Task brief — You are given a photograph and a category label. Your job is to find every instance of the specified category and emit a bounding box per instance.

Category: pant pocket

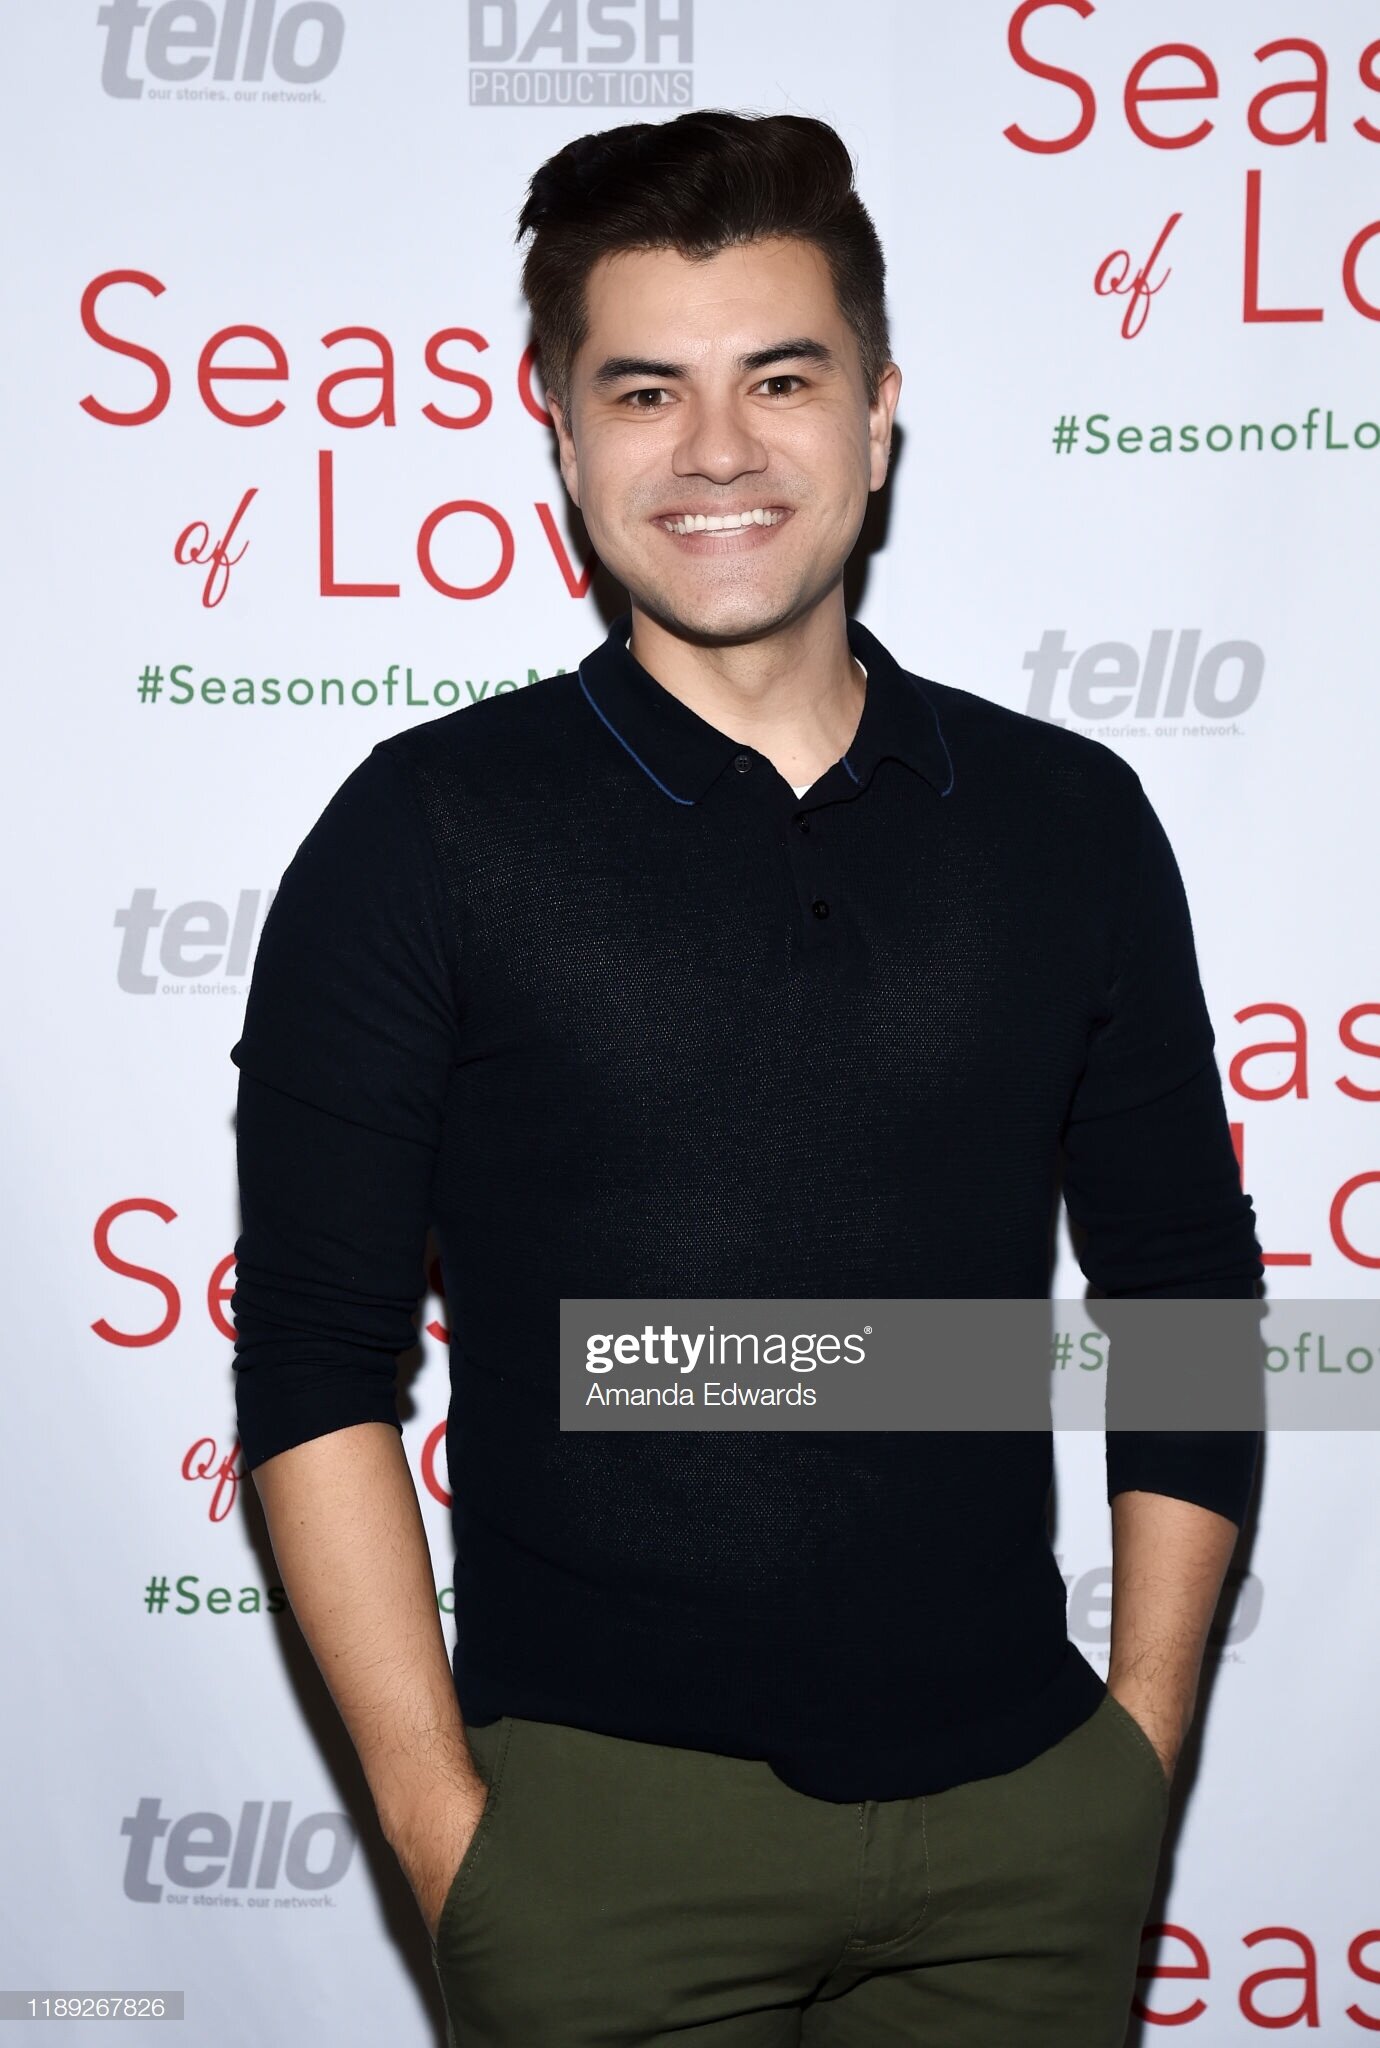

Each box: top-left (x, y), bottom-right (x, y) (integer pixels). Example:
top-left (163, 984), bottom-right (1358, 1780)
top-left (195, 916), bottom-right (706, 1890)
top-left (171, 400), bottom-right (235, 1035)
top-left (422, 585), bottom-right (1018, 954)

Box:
top-left (431, 1715), bottom-right (516, 1956)
top-left (1101, 1691), bottom-right (1172, 1816)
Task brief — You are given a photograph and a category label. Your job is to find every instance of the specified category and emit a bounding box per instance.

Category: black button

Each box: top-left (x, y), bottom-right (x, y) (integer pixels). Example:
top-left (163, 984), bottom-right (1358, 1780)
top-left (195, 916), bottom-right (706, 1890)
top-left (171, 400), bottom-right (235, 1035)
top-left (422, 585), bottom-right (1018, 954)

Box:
top-left (796, 818), bottom-right (811, 833)
top-left (733, 753), bottom-right (753, 773)
top-left (811, 899), bottom-right (830, 919)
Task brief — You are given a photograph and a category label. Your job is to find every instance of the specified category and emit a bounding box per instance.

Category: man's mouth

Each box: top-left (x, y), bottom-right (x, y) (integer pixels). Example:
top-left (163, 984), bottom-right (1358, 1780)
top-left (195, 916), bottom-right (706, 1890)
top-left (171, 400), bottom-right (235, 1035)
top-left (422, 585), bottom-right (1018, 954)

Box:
top-left (654, 506), bottom-right (792, 537)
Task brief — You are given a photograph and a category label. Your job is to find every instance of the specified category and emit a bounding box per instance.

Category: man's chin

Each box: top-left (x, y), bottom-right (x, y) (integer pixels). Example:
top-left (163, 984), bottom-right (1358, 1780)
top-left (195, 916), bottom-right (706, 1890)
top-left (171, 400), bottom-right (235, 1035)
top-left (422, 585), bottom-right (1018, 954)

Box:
top-left (622, 585), bottom-right (792, 649)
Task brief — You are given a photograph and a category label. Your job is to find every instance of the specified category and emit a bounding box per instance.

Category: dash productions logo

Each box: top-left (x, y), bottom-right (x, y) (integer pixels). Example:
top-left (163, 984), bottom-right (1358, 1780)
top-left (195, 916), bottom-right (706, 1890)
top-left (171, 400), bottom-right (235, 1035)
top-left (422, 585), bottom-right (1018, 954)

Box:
top-left (121, 1797), bottom-right (355, 1904)
top-left (1022, 629), bottom-right (1263, 736)
top-left (470, 0), bottom-right (693, 108)
top-left (114, 889), bottom-right (272, 994)
top-left (97, 0), bottom-right (345, 102)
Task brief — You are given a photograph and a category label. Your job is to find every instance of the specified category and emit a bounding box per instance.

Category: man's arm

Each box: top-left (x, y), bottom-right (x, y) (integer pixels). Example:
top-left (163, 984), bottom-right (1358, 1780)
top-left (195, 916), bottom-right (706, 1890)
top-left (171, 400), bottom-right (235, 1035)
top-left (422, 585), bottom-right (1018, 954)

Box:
top-left (1065, 1053), bottom-right (1261, 1789)
top-left (229, 742), bottom-right (477, 1934)
top-left (1106, 1489), bottom-right (1237, 1783)
top-left (1059, 767), bottom-right (1265, 1784)
top-left (250, 1423), bottom-right (484, 1932)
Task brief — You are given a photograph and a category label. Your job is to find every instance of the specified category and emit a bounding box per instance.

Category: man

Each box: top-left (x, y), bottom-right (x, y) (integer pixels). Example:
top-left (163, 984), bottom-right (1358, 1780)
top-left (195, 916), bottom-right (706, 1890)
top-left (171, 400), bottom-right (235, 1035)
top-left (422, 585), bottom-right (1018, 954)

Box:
top-left (231, 108), bottom-right (1263, 2046)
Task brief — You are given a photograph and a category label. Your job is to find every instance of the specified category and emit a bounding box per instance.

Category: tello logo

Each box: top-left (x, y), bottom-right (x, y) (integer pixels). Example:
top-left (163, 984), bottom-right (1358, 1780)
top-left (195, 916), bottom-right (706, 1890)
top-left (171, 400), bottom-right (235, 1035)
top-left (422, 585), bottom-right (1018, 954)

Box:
top-left (97, 1), bottom-right (345, 100)
top-left (114, 889), bottom-right (271, 994)
top-left (469, 0), bottom-right (694, 108)
top-left (120, 1798), bottom-right (355, 1903)
top-left (1023, 629), bottom-right (1263, 730)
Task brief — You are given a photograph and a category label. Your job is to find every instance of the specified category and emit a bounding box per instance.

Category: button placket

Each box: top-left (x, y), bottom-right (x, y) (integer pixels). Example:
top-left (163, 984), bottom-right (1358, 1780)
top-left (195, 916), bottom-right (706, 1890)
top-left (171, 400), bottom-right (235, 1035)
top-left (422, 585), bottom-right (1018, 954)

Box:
top-left (781, 804), bottom-right (844, 954)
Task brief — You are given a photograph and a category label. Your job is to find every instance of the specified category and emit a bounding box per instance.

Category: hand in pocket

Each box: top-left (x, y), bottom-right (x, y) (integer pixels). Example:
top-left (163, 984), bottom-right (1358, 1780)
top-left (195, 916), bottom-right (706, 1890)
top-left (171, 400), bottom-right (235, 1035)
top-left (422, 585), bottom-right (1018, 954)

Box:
top-left (393, 1777), bottom-right (492, 1943)
top-left (1106, 1688), bottom-right (1176, 1793)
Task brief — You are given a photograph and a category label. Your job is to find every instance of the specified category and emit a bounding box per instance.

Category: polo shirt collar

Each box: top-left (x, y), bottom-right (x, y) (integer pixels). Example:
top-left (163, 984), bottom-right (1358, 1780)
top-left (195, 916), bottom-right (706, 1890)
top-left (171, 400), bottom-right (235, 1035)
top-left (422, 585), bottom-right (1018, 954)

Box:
top-left (576, 609), bottom-right (953, 805)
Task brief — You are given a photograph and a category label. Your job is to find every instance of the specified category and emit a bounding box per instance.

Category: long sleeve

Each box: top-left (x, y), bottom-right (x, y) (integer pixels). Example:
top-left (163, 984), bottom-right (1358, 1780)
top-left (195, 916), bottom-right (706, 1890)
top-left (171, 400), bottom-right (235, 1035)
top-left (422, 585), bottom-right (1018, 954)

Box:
top-left (228, 742), bottom-right (462, 1473)
top-left (1058, 770), bottom-right (1264, 1529)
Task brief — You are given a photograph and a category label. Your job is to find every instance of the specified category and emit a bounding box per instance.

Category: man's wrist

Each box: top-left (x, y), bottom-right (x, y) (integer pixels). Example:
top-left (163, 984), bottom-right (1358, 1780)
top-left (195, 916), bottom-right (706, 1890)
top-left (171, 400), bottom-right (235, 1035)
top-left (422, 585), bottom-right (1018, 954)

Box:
top-left (374, 1745), bottom-right (486, 1846)
top-left (1106, 1668), bottom-right (1196, 1776)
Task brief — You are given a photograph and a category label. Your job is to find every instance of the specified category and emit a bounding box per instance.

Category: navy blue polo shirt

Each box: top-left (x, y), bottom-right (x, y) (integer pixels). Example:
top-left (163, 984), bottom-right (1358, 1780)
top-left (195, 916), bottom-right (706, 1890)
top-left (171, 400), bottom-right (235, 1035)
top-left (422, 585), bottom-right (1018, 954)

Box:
top-left (229, 606), bottom-right (1263, 1801)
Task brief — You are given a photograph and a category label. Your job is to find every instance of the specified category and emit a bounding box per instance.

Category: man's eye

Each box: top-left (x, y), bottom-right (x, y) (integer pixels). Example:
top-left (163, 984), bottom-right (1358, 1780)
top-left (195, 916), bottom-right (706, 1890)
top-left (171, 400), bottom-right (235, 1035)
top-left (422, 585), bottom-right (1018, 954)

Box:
top-left (619, 376), bottom-right (805, 410)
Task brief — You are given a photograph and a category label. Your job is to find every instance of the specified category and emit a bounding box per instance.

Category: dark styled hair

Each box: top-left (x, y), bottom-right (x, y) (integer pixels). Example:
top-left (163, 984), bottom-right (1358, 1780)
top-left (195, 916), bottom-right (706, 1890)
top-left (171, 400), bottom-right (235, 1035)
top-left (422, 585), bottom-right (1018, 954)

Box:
top-left (514, 109), bottom-right (891, 417)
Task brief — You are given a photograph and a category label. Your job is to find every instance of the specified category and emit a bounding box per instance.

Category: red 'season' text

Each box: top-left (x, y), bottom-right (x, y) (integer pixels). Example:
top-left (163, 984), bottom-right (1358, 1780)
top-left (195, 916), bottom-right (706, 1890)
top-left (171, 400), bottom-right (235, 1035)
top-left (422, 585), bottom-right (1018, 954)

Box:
top-left (1004, 2), bottom-right (1380, 326)
top-left (77, 269), bottom-right (588, 604)
top-left (1133, 1921), bottom-right (1380, 2031)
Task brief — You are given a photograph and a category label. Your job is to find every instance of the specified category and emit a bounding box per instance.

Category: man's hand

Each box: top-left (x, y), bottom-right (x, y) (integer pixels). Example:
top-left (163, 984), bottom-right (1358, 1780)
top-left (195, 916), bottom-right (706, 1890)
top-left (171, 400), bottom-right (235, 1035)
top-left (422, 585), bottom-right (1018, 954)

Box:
top-left (1106, 1679), bottom-right (1183, 1789)
top-left (246, 1425), bottom-right (496, 1943)
top-left (389, 1772), bottom-right (492, 1943)
top-left (1108, 1487), bottom-right (1243, 1794)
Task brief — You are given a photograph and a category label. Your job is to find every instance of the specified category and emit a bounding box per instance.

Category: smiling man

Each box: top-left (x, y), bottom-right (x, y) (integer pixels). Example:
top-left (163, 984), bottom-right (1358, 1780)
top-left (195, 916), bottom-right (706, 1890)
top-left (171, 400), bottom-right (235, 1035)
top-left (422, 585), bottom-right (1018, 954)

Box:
top-left (550, 231), bottom-right (887, 783)
top-left (230, 109), bottom-right (1264, 2046)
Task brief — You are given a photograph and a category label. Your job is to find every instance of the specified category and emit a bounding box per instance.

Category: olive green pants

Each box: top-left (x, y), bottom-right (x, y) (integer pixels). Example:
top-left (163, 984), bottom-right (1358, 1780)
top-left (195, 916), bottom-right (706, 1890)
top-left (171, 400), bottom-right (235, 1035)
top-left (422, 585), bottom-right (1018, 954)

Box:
top-left (430, 1691), bottom-right (1170, 2046)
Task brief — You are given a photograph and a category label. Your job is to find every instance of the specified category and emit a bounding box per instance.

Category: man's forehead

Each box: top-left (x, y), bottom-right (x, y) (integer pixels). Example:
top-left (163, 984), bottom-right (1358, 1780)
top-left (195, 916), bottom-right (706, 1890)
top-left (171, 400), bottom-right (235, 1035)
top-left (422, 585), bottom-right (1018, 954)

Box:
top-left (588, 237), bottom-right (831, 296)
top-left (579, 244), bottom-right (845, 368)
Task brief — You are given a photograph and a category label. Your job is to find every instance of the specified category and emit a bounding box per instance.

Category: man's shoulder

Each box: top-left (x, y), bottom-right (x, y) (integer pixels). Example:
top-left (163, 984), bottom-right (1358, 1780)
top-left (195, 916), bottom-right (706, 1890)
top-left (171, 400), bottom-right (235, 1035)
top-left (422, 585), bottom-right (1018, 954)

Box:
top-left (361, 656), bottom-right (1145, 825)
top-left (916, 670), bottom-right (1142, 810)
top-left (373, 668), bottom-right (587, 789)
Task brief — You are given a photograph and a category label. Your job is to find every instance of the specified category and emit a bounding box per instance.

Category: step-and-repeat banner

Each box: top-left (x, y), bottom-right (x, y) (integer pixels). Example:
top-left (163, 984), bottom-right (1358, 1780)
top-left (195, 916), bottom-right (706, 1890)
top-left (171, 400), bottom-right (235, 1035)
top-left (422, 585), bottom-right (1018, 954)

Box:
top-left (6, 4), bottom-right (1377, 2041)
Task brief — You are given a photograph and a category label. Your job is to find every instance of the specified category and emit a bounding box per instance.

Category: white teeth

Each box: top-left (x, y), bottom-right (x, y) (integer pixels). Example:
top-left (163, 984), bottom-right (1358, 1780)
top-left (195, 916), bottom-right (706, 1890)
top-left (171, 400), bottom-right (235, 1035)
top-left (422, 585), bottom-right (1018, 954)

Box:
top-left (662, 508), bottom-right (785, 536)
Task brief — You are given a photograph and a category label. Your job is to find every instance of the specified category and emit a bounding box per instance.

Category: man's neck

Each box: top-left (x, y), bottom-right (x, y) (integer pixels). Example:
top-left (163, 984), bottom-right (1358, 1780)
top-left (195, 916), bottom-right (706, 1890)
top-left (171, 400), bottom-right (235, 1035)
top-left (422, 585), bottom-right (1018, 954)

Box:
top-left (624, 605), bottom-right (867, 790)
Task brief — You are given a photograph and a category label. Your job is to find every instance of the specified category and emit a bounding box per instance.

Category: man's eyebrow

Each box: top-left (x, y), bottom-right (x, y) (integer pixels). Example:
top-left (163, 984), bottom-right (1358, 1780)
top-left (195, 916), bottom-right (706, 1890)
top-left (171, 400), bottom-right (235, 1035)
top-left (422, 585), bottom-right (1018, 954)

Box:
top-left (588, 338), bottom-right (839, 390)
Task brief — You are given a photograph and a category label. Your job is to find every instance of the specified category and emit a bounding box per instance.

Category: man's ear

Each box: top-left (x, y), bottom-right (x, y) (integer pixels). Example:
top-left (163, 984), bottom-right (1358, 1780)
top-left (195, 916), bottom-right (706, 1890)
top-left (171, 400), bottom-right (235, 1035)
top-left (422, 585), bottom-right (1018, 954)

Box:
top-left (548, 395), bottom-right (581, 509)
top-left (868, 362), bottom-right (902, 493)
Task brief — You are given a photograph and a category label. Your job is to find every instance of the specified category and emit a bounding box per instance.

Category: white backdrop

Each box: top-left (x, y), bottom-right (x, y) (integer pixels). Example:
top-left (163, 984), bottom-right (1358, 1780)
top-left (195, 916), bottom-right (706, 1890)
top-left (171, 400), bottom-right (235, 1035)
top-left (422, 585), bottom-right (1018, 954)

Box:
top-left (5, 3), bottom-right (1378, 2041)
